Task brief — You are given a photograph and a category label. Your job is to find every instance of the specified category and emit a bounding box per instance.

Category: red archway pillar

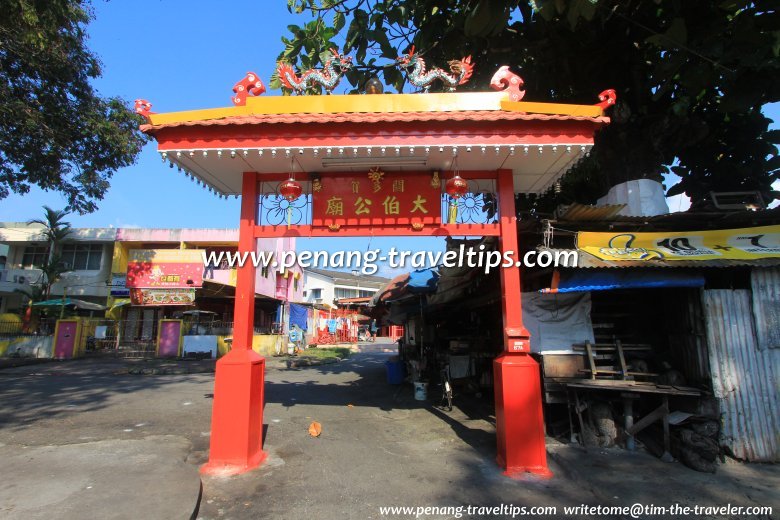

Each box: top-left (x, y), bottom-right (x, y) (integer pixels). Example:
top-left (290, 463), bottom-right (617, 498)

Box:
top-left (493, 169), bottom-right (551, 478)
top-left (201, 171), bottom-right (267, 476)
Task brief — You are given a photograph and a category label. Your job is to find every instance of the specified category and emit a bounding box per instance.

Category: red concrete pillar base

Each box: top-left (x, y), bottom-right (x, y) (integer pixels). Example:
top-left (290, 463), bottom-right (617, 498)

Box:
top-left (494, 353), bottom-right (552, 478)
top-left (200, 348), bottom-right (267, 476)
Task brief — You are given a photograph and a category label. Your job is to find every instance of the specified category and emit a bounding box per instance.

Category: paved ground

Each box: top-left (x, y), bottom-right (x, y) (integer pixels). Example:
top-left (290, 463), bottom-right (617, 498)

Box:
top-left (0, 357), bottom-right (212, 519)
top-left (0, 341), bottom-right (777, 519)
top-left (197, 347), bottom-right (779, 520)
top-left (0, 436), bottom-right (200, 520)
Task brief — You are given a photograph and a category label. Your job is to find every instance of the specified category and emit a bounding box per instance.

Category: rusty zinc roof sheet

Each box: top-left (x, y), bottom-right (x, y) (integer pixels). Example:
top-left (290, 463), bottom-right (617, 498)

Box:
top-left (541, 248), bottom-right (780, 269)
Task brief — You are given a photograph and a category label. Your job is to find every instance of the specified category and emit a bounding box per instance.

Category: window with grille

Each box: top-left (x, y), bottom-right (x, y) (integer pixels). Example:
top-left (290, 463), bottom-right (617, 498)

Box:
top-left (335, 287), bottom-right (358, 299)
top-left (335, 288), bottom-right (375, 299)
top-left (261, 264), bottom-right (270, 277)
top-left (22, 246), bottom-right (48, 268)
top-left (61, 244), bottom-right (103, 271)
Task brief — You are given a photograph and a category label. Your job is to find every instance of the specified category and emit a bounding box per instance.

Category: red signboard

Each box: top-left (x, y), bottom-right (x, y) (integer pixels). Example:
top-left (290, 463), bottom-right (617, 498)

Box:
top-left (126, 249), bottom-right (203, 289)
top-left (312, 170), bottom-right (441, 228)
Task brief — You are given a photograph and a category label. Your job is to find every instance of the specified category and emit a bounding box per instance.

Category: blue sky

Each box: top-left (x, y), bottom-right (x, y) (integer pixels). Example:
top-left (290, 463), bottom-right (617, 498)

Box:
top-left (0, 1), bottom-right (441, 271)
top-left (0, 1), bottom-right (777, 272)
top-left (1, 1), bottom-right (301, 229)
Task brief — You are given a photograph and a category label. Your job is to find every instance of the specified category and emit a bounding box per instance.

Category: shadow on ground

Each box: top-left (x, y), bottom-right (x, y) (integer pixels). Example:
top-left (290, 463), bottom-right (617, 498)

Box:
top-left (0, 358), bottom-right (216, 450)
top-left (2, 351), bottom-right (776, 520)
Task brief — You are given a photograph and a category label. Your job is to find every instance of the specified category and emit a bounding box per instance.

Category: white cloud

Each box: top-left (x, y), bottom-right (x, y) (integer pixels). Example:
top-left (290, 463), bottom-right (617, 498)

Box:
top-left (116, 221), bottom-right (141, 229)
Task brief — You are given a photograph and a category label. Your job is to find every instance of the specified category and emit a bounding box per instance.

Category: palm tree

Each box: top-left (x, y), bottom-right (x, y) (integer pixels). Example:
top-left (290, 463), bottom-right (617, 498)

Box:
top-left (13, 284), bottom-right (45, 303)
top-left (14, 284), bottom-right (45, 331)
top-left (27, 206), bottom-right (73, 264)
top-left (26, 207), bottom-right (72, 299)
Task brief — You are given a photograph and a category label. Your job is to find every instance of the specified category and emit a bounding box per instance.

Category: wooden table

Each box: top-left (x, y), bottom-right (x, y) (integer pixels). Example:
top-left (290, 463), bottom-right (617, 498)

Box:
top-left (565, 379), bottom-right (701, 460)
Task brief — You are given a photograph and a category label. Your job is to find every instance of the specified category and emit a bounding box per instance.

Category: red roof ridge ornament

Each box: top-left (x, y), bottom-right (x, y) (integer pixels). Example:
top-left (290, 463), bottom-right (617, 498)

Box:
top-left (232, 72), bottom-right (266, 106)
top-left (134, 99), bottom-right (154, 121)
top-left (490, 66), bottom-right (525, 102)
top-left (595, 89), bottom-right (617, 111)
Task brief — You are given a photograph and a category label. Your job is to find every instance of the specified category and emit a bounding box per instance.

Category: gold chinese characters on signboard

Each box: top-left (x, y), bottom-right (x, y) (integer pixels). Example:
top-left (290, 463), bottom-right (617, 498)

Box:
top-left (312, 171), bottom-right (440, 228)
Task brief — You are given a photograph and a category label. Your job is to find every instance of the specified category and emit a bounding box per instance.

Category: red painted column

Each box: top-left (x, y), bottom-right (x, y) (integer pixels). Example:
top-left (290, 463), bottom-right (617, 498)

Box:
top-left (493, 168), bottom-right (551, 478)
top-left (201, 172), bottom-right (267, 476)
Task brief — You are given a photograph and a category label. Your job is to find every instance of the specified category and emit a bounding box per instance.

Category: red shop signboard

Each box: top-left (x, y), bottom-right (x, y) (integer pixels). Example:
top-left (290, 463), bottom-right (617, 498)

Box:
top-left (126, 249), bottom-right (203, 289)
top-left (311, 169), bottom-right (442, 229)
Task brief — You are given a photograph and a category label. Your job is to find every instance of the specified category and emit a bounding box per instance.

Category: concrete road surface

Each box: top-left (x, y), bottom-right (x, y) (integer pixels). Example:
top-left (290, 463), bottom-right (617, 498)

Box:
top-left (0, 345), bottom-right (777, 520)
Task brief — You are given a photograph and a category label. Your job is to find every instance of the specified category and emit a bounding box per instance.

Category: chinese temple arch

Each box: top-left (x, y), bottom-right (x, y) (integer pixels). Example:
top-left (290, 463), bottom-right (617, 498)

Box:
top-left (139, 65), bottom-right (612, 478)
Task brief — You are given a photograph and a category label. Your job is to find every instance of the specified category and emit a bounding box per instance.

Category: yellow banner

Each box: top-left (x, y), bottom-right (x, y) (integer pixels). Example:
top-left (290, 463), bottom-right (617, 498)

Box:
top-left (577, 225), bottom-right (780, 261)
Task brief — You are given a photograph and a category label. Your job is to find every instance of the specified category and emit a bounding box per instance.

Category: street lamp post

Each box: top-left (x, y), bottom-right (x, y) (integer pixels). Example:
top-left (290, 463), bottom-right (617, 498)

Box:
top-left (351, 269), bottom-right (360, 298)
top-left (60, 284), bottom-right (67, 319)
top-left (351, 270), bottom-right (361, 342)
top-left (58, 272), bottom-right (76, 319)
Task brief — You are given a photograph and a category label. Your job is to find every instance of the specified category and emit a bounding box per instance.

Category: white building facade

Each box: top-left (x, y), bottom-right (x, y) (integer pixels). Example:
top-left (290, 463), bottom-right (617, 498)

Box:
top-left (302, 267), bottom-right (389, 307)
top-left (0, 223), bottom-right (116, 313)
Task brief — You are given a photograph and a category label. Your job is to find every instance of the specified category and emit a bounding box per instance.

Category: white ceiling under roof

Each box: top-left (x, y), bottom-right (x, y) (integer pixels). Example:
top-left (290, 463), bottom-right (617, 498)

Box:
top-left (162, 143), bottom-right (592, 197)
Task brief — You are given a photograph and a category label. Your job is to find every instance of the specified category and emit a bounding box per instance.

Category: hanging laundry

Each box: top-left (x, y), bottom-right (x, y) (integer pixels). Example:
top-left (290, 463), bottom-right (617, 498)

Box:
top-left (327, 319), bottom-right (338, 333)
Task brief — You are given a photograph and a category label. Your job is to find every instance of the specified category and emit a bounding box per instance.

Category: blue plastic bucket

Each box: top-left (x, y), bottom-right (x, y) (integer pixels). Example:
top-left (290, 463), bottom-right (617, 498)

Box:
top-left (385, 357), bottom-right (405, 385)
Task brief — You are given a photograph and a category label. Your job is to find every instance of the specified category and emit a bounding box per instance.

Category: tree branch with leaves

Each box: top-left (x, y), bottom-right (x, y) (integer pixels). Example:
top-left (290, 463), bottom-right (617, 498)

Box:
top-left (0, 0), bottom-right (150, 214)
top-left (278, 0), bottom-right (779, 208)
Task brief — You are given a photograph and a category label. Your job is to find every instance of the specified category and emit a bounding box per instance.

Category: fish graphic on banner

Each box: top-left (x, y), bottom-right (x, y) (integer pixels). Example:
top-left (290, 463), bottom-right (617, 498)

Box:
top-left (577, 225), bottom-right (780, 261)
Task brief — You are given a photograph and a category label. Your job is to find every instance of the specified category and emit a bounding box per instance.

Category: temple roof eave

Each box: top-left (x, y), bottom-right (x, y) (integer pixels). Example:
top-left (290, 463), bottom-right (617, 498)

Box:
top-left (139, 91), bottom-right (609, 197)
top-left (140, 91), bottom-right (608, 134)
top-left (140, 109), bottom-right (609, 134)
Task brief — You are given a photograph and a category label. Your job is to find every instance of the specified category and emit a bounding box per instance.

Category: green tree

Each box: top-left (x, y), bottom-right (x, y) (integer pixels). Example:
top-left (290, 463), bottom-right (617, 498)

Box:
top-left (13, 284), bottom-right (44, 306)
top-left (0, 0), bottom-right (149, 214)
top-left (27, 205), bottom-right (72, 299)
top-left (27, 206), bottom-right (72, 263)
top-left (14, 257), bottom-right (67, 302)
top-left (278, 0), bottom-right (779, 207)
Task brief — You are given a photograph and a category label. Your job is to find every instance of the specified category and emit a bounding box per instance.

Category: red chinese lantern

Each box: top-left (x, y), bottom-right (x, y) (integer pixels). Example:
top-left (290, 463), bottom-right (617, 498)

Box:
top-left (445, 174), bottom-right (468, 224)
top-left (445, 174), bottom-right (468, 199)
top-left (279, 178), bottom-right (302, 201)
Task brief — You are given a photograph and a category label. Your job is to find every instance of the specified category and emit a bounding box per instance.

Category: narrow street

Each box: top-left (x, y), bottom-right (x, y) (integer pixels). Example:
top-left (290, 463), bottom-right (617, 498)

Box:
top-left (199, 346), bottom-right (587, 519)
top-left (197, 343), bottom-right (779, 519)
top-left (0, 342), bottom-right (777, 519)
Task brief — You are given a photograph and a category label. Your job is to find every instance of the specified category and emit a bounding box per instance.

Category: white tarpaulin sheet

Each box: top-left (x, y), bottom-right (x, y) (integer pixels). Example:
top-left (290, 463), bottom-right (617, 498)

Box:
top-left (182, 335), bottom-right (218, 357)
top-left (521, 292), bottom-right (595, 353)
top-left (596, 179), bottom-right (669, 216)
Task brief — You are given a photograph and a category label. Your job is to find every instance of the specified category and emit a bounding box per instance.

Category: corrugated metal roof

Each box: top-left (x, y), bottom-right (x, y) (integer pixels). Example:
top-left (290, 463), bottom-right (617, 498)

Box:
top-left (539, 248), bottom-right (780, 269)
top-left (305, 267), bottom-right (390, 285)
top-left (141, 110), bottom-right (610, 132)
top-left (751, 267), bottom-right (780, 351)
top-left (337, 297), bottom-right (372, 304)
top-left (552, 207), bottom-right (780, 230)
top-left (703, 289), bottom-right (780, 462)
top-left (370, 273), bottom-right (410, 306)
top-left (556, 202), bottom-right (626, 221)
